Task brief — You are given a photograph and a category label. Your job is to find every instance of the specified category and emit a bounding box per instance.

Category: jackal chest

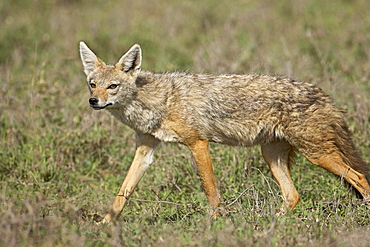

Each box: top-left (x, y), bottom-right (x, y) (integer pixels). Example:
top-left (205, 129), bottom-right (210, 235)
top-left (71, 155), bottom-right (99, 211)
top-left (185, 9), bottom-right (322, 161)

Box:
top-left (107, 107), bottom-right (182, 142)
top-left (151, 127), bottom-right (182, 142)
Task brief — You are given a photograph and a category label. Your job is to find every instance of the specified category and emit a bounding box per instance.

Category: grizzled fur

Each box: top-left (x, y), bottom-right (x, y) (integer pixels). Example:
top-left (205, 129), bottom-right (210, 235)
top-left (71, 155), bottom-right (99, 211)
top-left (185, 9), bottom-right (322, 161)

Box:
top-left (79, 42), bottom-right (370, 224)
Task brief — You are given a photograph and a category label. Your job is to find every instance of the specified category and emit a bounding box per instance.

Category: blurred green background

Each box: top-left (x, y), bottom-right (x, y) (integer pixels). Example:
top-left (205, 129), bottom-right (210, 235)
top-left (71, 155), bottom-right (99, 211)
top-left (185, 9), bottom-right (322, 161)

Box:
top-left (1, 0), bottom-right (369, 246)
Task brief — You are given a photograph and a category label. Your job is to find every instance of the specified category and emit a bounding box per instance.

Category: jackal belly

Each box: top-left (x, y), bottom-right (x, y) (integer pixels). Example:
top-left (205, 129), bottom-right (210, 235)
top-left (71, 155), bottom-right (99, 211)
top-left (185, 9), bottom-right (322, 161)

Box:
top-left (204, 119), bottom-right (285, 147)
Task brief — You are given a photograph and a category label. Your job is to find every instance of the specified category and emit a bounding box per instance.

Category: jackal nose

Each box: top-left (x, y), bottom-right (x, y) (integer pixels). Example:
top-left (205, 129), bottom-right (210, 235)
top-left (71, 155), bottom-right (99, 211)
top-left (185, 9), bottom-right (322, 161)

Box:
top-left (89, 98), bottom-right (98, 105)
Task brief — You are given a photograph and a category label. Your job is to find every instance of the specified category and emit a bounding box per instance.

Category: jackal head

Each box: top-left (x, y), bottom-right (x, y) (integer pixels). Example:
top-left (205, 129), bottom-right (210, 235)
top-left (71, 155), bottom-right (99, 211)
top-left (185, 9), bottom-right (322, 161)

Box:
top-left (79, 42), bottom-right (142, 110)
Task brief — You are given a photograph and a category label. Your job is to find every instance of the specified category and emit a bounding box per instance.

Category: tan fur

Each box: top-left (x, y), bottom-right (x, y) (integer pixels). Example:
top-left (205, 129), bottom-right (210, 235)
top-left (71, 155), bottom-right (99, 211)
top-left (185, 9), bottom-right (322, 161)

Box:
top-left (79, 42), bottom-right (370, 223)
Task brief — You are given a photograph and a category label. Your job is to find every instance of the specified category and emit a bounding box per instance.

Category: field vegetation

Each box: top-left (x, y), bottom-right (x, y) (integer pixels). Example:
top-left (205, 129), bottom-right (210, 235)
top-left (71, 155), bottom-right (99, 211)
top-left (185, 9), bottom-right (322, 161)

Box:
top-left (1, 0), bottom-right (370, 246)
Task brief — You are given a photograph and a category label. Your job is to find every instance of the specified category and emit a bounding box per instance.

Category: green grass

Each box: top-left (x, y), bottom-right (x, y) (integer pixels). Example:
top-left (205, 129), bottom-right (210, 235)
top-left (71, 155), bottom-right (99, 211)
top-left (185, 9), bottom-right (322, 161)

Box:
top-left (1, 0), bottom-right (370, 246)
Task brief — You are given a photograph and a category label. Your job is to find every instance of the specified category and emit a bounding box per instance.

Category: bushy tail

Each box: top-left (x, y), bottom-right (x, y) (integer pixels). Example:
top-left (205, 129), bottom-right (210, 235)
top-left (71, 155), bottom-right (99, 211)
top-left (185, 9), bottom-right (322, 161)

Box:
top-left (334, 120), bottom-right (370, 196)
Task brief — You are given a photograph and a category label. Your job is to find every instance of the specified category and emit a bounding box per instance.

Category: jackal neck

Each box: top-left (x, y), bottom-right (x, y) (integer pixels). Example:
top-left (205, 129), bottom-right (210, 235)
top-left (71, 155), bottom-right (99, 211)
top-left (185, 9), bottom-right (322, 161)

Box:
top-left (105, 71), bottom-right (169, 134)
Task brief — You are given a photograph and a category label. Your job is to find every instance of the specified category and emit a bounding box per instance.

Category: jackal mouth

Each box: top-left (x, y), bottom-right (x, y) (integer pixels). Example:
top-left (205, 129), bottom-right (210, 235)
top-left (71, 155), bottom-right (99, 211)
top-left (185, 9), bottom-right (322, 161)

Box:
top-left (90, 103), bottom-right (113, 110)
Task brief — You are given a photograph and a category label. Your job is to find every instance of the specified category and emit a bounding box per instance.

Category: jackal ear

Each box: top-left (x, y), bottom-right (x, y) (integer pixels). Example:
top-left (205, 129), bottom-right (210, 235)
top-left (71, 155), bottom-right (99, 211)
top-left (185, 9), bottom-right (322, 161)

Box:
top-left (116, 44), bottom-right (142, 74)
top-left (79, 41), bottom-right (105, 75)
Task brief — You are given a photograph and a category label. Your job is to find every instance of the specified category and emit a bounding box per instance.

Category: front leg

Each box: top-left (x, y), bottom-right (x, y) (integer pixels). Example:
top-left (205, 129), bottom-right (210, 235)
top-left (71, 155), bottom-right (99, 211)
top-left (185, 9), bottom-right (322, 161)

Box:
top-left (103, 132), bottom-right (160, 223)
top-left (187, 140), bottom-right (221, 218)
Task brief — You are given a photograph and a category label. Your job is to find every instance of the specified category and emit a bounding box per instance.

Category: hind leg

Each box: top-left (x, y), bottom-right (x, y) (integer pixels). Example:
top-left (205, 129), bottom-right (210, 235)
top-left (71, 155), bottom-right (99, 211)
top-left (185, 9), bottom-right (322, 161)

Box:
top-left (305, 152), bottom-right (370, 202)
top-left (261, 140), bottom-right (299, 214)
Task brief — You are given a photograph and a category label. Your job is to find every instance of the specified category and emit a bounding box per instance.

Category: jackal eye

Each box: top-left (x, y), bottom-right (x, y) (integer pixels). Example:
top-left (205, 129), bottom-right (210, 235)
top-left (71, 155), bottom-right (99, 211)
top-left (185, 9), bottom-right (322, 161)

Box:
top-left (90, 83), bottom-right (96, 88)
top-left (107, 84), bottom-right (118, 89)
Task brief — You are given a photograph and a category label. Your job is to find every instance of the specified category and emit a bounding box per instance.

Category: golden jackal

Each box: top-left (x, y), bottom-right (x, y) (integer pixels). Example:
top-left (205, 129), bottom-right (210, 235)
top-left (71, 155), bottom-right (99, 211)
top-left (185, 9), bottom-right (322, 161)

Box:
top-left (79, 42), bottom-right (370, 223)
